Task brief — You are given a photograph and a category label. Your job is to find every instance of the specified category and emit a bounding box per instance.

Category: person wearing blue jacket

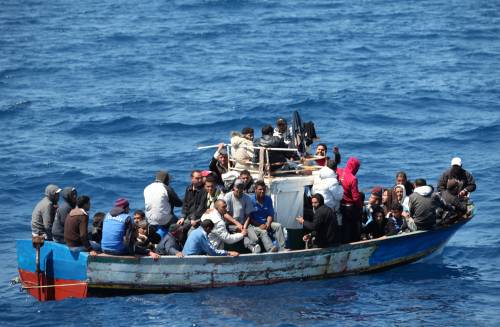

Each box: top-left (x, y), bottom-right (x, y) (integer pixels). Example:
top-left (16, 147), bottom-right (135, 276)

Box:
top-left (183, 219), bottom-right (239, 257)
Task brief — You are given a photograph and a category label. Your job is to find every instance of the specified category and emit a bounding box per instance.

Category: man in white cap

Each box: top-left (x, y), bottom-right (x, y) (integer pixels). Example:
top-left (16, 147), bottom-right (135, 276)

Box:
top-left (438, 157), bottom-right (476, 197)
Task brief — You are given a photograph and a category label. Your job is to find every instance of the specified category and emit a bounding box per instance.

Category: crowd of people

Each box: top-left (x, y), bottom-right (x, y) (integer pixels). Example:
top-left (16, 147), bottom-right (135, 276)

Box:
top-left (30, 117), bottom-right (476, 259)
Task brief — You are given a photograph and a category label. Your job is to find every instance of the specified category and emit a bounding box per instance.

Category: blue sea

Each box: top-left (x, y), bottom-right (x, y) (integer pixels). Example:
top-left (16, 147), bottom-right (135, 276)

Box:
top-left (1, 0), bottom-right (500, 325)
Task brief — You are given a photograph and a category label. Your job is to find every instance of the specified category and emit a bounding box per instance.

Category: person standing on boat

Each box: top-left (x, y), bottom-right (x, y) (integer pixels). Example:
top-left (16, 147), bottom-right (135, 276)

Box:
top-left (178, 170), bottom-right (204, 230)
top-left (31, 184), bottom-right (61, 240)
top-left (144, 170), bottom-right (174, 237)
top-left (250, 180), bottom-right (287, 252)
top-left (52, 186), bottom-right (77, 244)
top-left (408, 179), bottom-right (441, 230)
top-left (312, 160), bottom-right (344, 216)
top-left (437, 157), bottom-right (476, 197)
top-left (337, 157), bottom-right (363, 243)
top-left (209, 143), bottom-right (229, 188)
top-left (183, 219), bottom-right (239, 256)
top-left (395, 171), bottom-right (414, 196)
top-left (296, 193), bottom-right (340, 248)
top-left (224, 179), bottom-right (261, 253)
top-left (254, 124), bottom-right (292, 172)
top-left (231, 127), bottom-right (255, 170)
top-left (101, 198), bottom-right (160, 260)
top-left (63, 195), bottom-right (97, 255)
top-left (273, 117), bottom-right (293, 146)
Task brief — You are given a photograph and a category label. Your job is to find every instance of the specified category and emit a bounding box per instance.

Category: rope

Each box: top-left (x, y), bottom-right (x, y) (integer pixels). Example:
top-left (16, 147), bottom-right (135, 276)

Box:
top-left (21, 281), bottom-right (87, 290)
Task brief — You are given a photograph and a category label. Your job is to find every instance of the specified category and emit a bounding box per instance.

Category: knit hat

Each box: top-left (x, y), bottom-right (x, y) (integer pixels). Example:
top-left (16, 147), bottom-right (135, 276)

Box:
top-left (241, 127), bottom-right (254, 135)
top-left (201, 170), bottom-right (212, 177)
top-left (451, 157), bottom-right (462, 166)
top-left (371, 186), bottom-right (383, 198)
top-left (114, 198), bottom-right (129, 208)
top-left (156, 170), bottom-right (169, 184)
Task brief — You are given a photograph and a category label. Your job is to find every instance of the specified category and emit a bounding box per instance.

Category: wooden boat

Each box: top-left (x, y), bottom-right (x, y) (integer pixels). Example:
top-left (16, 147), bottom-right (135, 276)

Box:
top-left (16, 219), bottom-right (470, 301)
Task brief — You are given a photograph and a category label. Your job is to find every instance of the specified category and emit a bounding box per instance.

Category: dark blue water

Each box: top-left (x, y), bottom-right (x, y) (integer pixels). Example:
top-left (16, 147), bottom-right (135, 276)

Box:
top-left (2, 0), bottom-right (500, 325)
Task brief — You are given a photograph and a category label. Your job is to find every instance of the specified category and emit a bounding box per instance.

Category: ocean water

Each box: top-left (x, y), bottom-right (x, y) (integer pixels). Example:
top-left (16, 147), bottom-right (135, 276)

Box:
top-left (1, 0), bottom-right (500, 325)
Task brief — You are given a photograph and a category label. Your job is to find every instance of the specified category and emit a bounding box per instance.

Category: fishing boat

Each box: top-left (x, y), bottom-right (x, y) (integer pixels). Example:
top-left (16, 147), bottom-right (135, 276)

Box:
top-left (16, 219), bottom-right (470, 301)
top-left (15, 112), bottom-right (473, 301)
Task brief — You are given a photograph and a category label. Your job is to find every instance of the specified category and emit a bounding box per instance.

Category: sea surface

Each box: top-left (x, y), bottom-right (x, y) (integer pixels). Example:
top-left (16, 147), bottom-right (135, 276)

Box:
top-left (1, 0), bottom-right (500, 326)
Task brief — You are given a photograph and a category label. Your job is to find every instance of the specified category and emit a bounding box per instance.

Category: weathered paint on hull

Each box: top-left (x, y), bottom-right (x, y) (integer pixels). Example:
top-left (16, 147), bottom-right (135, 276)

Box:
top-left (16, 220), bottom-right (467, 300)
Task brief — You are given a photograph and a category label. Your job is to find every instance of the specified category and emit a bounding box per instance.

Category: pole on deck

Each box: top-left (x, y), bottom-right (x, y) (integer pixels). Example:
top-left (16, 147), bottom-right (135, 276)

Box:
top-left (32, 235), bottom-right (45, 301)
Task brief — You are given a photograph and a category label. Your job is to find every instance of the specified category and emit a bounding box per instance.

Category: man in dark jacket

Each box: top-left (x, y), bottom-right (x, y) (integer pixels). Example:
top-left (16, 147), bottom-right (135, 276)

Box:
top-left (52, 187), bottom-right (77, 243)
top-left (440, 179), bottom-right (468, 223)
top-left (296, 193), bottom-right (340, 248)
top-left (177, 170), bottom-right (204, 228)
top-left (64, 195), bottom-right (97, 255)
top-left (408, 179), bottom-right (441, 230)
top-left (438, 157), bottom-right (476, 197)
top-left (254, 124), bottom-right (293, 171)
top-left (156, 224), bottom-right (184, 257)
top-left (31, 184), bottom-right (61, 240)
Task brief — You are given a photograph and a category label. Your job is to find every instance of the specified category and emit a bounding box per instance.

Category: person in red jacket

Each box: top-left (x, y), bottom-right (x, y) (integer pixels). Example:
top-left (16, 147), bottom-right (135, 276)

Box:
top-left (337, 157), bottom-right (362, 243)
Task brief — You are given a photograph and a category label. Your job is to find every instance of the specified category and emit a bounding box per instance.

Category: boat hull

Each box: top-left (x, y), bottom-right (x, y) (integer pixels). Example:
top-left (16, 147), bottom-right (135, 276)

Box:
top-left (16, 220), bottom-right (468, 300)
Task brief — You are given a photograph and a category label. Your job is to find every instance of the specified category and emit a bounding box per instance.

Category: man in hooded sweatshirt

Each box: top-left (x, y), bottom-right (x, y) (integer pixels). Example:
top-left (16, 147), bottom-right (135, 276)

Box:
top-left (408, 179), bottom-right (441, 230)
top-left (52, 187), bottom-right (77, 243)
top-left (31, 184), bottom-right (61, 240)
top-left (437, 157), bottom-right (476, 197)
top-left (337, 157), bottom-right (362, 243)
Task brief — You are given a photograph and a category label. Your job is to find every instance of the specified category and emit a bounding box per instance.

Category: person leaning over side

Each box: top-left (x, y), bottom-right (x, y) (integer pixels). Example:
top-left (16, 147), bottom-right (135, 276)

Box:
top-left (64, 195), bottom-right (97, 255)
top-left (182, 219), bottom-right (239, 257)
top-left (31, 184), bottom-right (61, 241)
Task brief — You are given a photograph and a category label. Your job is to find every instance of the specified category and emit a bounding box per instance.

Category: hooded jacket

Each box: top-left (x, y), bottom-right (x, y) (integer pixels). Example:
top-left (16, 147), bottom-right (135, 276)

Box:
top-left (230, 132), bottom-right (254, 169)
top-left (31, 184), bottom-right (60, 239)
top-left (52, 187), bottom-right (76, 243)
top-left (200, 209), bottom-right (244, 250)
top-left (336, 157), bottom-right (362, 206)
top-left (393, 184), bottom-right (410, 212)
top-left (408, 185), bottom-right (441, 230)
top-left (312, 166), bottom-right (344, 211)
top-left (64, 207), bottom-right (91, 250)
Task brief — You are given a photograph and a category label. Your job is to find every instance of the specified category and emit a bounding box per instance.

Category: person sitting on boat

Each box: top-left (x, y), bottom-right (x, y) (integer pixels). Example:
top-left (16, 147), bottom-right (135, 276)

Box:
top-left (200, 199), bottom-right (247, 250)
top-left (385, 203), bottom-right (416, 235)
top-left (177, 170), bottom-right (204, 230)
top-left (393, 184), bottom-right (410, 213)
top-left (101, 198), bottom-right (160, 260)
top-left (408, 179), bottom-right (441, 231)
top-left (381, 188), bottom-right (393, 217)
top-left (231, 127), bottom-right (255, 170)
top-left (90, 211), bottom-right (105, 244)
top-left (254, 124), bottom-right (293, 172)
top-left (183, 219), bottom-right (239, 257)
top-left (337, 157), bottom-right (363, 243)
top-left (312, 160), bottom-right (344, 216)
top-left (362, 205), bottom-right (388, 239)
top-left (296, 193), bottom-right (340, 248)
top-left (273, 117), bottom-right (293, 146)
top-left (437, 157), bottom-right (476, 198)
top-left (224, 179), bottom-right (261, 253)
top-left (133, 209), bottom-right (161, 247)
top-left (438, 179), bottom-right (469, 225)
top-left (144, 170), bottom-right (174, 237)
top-left (52, 186), bottom-right (77, 244)
top-left (239, 170), bottom-right (255, 194)
top-left (395, 171), bottom-right (414, 196)
top-left (156, 224), bottom-right (184, 257)
top-left (31, 184), bottom-right (61, 240)
top-left (64, 195), bottom-right (97, 255)
top-left (362, 186), bottom-right (383, 228)
top-left (209, 143), bottom-right (230, 188)
top-left (249, 180), bottom-right (287, 252)
top-left (191, 176), bottom-right (224, 226)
